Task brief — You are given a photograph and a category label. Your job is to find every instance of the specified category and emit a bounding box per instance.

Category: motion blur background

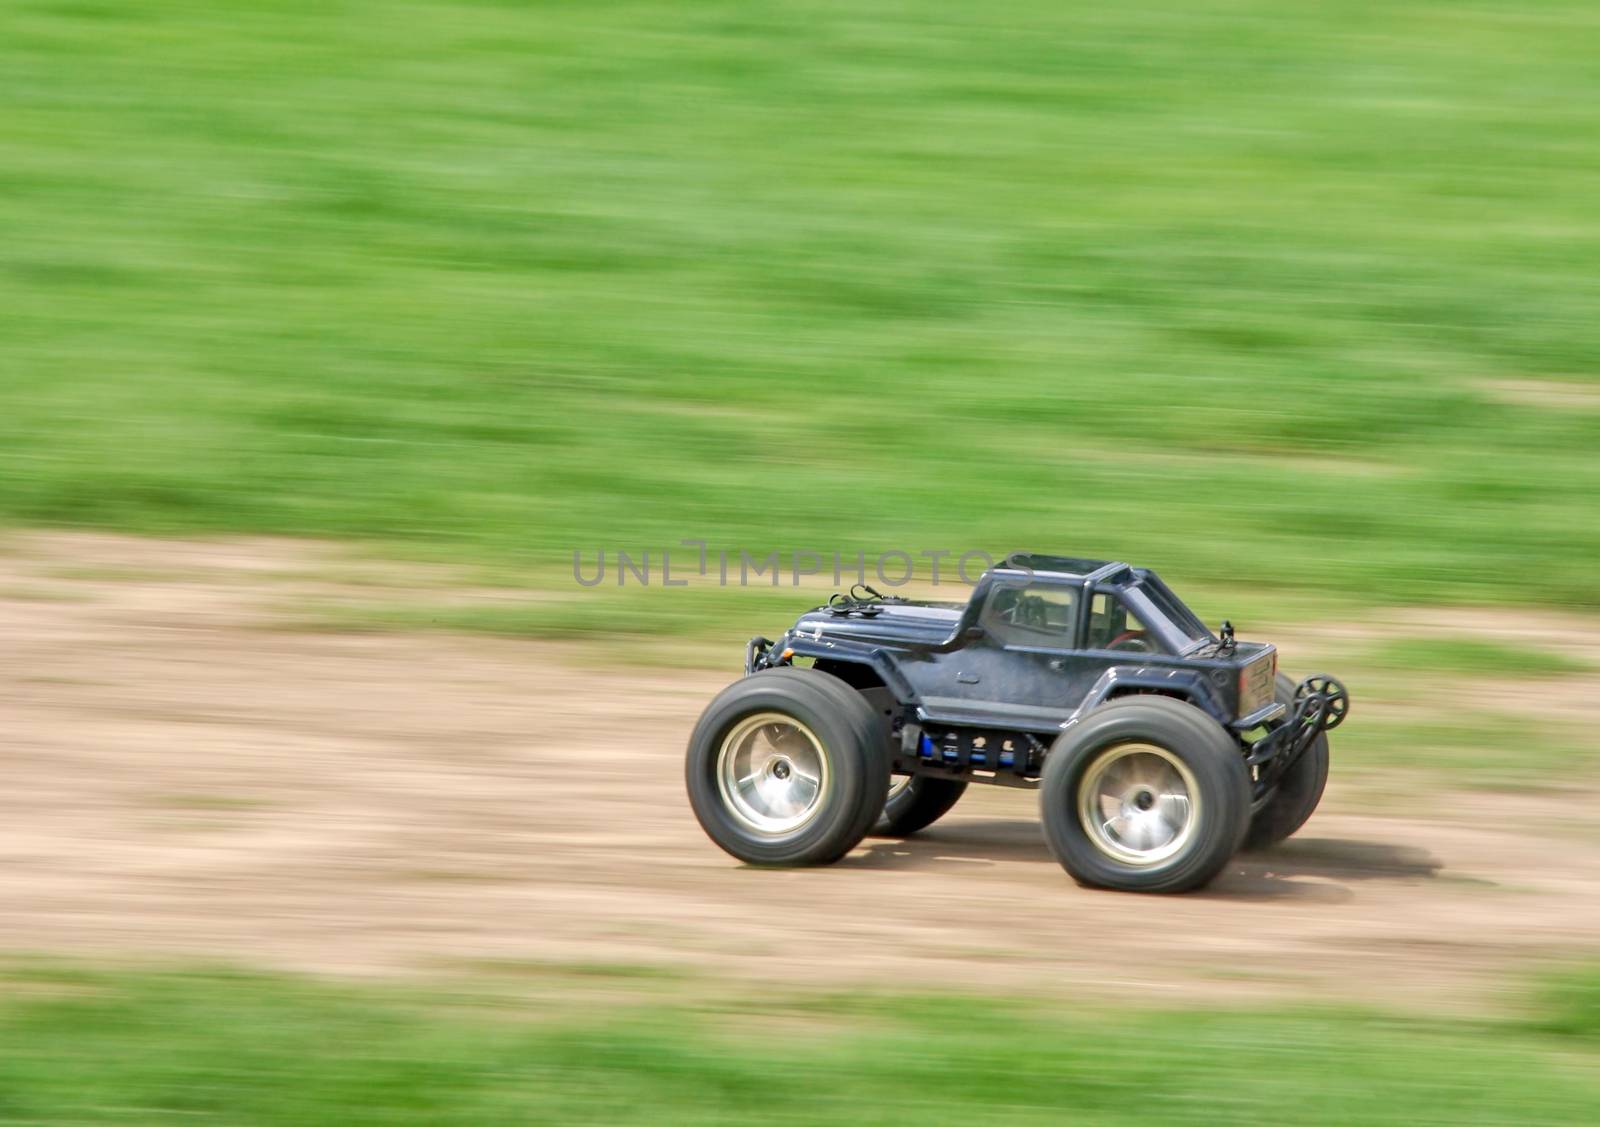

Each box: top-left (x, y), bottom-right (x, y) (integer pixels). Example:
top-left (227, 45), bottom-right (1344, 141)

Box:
top-left (2, 1), bottom-right (1598, 1122)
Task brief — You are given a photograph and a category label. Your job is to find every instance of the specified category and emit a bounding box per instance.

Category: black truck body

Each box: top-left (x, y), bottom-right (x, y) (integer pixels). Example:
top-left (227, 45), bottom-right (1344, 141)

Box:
top-left (746, 554), bottom-right (1339, 802)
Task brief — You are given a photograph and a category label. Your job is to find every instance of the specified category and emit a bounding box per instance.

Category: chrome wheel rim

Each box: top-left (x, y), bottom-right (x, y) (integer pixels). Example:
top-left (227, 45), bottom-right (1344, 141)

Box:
top-left (716, 713), bottom-right (830, 835)
top-left (1077, 743), bottom-right (1199, 866)
top-left (886, 774), bottom-right (915, 803)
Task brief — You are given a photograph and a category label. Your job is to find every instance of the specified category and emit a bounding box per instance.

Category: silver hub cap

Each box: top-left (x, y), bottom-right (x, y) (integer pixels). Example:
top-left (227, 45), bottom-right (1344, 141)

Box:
top-left (1077, 743), bottom-right (1199, 866)
top-left (716, 713), bottom-right (830, 835)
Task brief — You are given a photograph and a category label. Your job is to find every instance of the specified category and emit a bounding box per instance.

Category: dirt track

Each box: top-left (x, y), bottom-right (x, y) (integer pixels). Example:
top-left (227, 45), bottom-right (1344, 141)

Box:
top-left (2, 534), bottom-right (1597, 1010)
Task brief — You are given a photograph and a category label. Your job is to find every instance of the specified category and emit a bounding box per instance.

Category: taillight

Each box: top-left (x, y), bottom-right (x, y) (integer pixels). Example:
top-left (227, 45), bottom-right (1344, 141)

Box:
top-left (1236, 653), bottom-right (1276, 715)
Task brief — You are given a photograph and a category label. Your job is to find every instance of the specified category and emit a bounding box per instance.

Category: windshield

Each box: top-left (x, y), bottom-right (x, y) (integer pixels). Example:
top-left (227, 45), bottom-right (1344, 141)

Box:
top-left (1118, 579), bottom-right (1212, 652)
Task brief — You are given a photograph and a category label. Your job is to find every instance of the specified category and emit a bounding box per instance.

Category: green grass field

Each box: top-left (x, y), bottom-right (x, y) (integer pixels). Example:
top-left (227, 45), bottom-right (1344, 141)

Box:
top-left (5, 8), bottom-right (1599, 1118)
top-left (0, 965), bottom-right (1595, 1124)
top-left (1362, 635), bottom-right (1593, 679)
top-left (5, 0), bottom-right (1600, 612)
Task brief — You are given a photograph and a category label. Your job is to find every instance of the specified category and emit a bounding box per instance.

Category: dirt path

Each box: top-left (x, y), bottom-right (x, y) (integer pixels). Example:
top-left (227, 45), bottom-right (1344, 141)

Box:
top-left (1, 533), bottom-right (1596, 1010)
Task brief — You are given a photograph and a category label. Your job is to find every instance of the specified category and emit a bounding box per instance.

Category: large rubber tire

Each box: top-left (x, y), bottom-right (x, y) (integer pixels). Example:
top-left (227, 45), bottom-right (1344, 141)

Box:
top-left (1040, 696), bottom-right (1250, 893)
top-left (873, 775), bottom-right (968, 837)
top-left (686, 668), bottom-right (889, 866)
top-left (1242, 673), bottom-right (1330, 851)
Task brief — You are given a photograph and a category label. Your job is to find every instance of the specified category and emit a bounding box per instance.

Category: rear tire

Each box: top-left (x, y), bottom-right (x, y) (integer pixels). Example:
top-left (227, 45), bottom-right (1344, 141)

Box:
top-left (1040, 696), bottom-right (1249, 893)
top-left (1242, 674), bottom-right (1330, 850)
top-left (686, 668), bottom-right (889, 866)
top-left (873, 775), bottom-right (967, 837)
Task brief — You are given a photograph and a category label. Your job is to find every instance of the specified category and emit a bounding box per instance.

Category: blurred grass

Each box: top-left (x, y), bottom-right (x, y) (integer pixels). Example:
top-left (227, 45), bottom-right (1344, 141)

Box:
top-left (3, 1), bottom-right (1600, 615)
top-left (313, 581), bottom-right (840, 642)
top-left (0, 966), bottom-right (1597, 1124)
top-left (1361, 636), bottom-right (1593, 678)
top-left (1536, 965), bottom-right (1600, 1043)
top-left (1335, 709), bottom-right (1597, 789)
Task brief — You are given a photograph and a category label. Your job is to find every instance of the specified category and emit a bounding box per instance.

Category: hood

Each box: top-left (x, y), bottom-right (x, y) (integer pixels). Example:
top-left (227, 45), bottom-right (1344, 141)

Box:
top-left (791, 600), bottom-right (965, 647)
top-left (1189, 638), bottom-right (1274, 665)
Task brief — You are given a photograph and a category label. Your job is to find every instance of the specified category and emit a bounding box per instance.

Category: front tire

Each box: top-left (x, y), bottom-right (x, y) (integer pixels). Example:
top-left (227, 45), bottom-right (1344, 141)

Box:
top-left (1040, 696), bottom-right (1249, 893)
top-left (686, 668), bottom-right (889, 866)
top-left (1242, 674), bottom-right (1330, 850)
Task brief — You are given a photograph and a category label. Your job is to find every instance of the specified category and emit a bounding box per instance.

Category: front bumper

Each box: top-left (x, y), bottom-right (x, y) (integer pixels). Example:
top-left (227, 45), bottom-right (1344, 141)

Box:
top-left (1244, 674), bottom-right (1350, 791)
top-left (1235, 700), bottom-right (1287, 730)
top-left (745, 635), bottom-right (776, 674)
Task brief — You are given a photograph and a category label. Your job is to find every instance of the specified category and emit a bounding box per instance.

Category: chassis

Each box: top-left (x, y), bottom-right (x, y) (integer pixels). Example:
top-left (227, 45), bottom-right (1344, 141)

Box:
top-left (686, 554), bottom-right (1349, 893)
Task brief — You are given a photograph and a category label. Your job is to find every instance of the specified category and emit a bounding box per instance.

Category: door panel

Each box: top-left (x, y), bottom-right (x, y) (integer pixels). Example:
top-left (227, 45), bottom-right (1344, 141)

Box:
top-left (911, 579), bottom-right (1099, 727)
